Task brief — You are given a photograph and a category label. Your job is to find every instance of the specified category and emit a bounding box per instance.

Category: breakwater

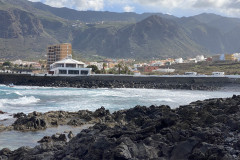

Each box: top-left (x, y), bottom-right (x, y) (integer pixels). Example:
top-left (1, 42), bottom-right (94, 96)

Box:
top-left (0, 73), bottom-right (239, 90)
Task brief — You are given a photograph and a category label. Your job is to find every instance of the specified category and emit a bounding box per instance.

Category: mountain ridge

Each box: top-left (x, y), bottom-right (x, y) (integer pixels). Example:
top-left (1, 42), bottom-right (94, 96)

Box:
top-left (1, 0), bottom-right (240, 60)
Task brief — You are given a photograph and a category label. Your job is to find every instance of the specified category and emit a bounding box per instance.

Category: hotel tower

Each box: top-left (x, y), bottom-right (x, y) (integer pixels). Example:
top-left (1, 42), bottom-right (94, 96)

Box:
top-left (47, 43), bottom-right (72, 70)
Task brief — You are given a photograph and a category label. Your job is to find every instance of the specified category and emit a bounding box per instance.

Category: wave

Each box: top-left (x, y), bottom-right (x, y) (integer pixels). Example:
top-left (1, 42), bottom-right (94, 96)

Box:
top-left (0, 96), bottom-right (40, 106)
top-left (13, 91), bottom-right (23, 96)
top-left (0, 114), bottom-right (12, 121)
top-left (158, 98), bottom-right (174, 102)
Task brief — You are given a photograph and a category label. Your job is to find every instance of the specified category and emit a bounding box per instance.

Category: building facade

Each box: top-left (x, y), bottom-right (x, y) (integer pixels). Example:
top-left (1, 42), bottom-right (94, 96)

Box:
top-left (143, 66), bottom-right (159, 72)
top-left (47, 43), bottom-right (72, 70)
top-left (49, 55), bottom-right (91, 76)
top-left (224, 54), bottom-right (235, 61)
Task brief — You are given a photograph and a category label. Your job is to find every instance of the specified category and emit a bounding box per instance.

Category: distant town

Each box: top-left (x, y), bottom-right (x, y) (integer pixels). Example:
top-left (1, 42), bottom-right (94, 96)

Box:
top-left (1, 43), bottom-right (240, 76)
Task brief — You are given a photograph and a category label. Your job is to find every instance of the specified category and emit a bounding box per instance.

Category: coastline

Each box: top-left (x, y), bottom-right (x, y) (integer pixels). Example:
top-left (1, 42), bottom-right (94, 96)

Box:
top-left (0, 95), bottom-right (240, 159)
top-left (1, 73), bottom-right (240, 90)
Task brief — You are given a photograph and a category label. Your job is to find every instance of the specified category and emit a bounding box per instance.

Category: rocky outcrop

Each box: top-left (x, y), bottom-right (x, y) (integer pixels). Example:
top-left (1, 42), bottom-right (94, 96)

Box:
top-left (0, 110), bottom-right (5, 114)
top-left (38, 133), bottom-right (67, 143)
top-left (12, 108), bottom-right (112, 131)
top-left (1, 95), bottom-right (240, 159)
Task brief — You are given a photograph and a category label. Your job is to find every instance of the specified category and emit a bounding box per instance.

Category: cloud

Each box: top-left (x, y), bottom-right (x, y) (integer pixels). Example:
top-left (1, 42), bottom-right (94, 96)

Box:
top-left (27, 0), bottom-right (240, 17)
top-left (133, 0), bottom-right (193, 9)
top-left (28, 0), bottom-right (39, 1)
top-left (193, 0), bottom-right (230, 8)
top-left (123, 5), bottom-right (135, 12)
top-left (44, 0), bottom-right (67, 8)
top-left (71, 0), bottom-right (104, 11)
top-left (132, 0), bottom-right (240, 16)
top-left (192, 0), bottom-right (240, 16)
top-left (29, 0), bottom-right (104, 11)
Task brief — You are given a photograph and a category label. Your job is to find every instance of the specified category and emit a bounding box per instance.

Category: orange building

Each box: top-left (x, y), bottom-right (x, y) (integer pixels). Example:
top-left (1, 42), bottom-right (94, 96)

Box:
top-left (47, 43), bottom-right (72, 70)
top-left (224, 54), bottom-right (235, 61)
top-left (143, 66), bottom-right (159, 72)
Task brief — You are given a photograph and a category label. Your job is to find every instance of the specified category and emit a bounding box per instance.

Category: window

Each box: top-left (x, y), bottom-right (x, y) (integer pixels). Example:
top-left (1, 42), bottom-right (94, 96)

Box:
top-left (81, 70), bottom-right (89, 75)
top-left (68, 70), bottom-right (79, 74)
top-left (66, 64), bottom-right (76, 68)
top-left (78, 64), bottom-right (84, 68)
top-left (59, 70), bottom-right (67, 74)
top-left (56, 64), bottom-right (64, 67)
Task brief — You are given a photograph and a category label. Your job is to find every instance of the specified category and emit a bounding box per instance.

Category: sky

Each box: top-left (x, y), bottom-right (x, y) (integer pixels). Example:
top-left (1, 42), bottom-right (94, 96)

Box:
top-left (28, 0), bottom-right (240, 18)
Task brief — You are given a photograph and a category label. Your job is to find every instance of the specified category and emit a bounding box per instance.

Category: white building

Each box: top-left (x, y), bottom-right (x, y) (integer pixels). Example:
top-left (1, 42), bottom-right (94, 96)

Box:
top-left (175, 58), bottom-right (183, 64)
top-left (212, 72), bottom-right (225, 76)
top-left (153, 68), bottom-right (175, 73)
top-left (89, 62), bottom-right (103, 70)
top-left (151, 61), bottom-right (164, 66)
top-left (233, 53), bottom-right (240, 61)
top-left (196, 55), bottom-right (205, 62)
top-left (49, 55), bottom-right (91, 76)
top-left (12, 59), bottom-right (24, 65)
top-left (184, 72), bottom-right (197, 76)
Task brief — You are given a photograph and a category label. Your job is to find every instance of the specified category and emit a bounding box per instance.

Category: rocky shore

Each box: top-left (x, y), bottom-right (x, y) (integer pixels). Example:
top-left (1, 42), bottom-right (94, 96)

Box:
top-left (0, 73), bottom-right (235, 90)
top-left (1, 95), bottom-right (240, 159)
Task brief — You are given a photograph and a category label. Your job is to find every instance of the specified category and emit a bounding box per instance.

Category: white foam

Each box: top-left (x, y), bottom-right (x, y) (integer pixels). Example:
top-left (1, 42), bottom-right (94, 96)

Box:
top-left (0, 114), bottom-right (12, 121)
top-left (159, 98), bottom-right (174, 102)
top-left (0, 96), bottom-right (40, 106)
top-left (14, 91), bottom-right (23, 96)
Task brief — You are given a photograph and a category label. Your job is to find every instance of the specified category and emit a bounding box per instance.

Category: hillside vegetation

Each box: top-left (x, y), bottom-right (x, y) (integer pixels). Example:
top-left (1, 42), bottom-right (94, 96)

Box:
top-left (0, 0), bottom-right (240, 60)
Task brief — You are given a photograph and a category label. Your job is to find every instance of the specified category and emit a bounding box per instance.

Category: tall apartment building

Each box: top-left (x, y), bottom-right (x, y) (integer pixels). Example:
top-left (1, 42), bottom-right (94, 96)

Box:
top-left (224, 54), bottom-right (235, 61)
top-left (47, 43), bottom-right (72, 70)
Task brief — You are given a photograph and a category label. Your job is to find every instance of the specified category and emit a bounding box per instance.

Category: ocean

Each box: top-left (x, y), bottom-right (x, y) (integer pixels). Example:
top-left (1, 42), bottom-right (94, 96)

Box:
top-left (1, 84), bottom-right (240, 118)
top-left (0, 84), bottom-right (239, 150)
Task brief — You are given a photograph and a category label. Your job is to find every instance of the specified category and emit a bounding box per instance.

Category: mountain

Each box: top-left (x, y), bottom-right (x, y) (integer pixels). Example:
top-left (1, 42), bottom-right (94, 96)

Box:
top-left (193, 13), bottom-right (240, 34)
top-left (4, 0), bottom-right (177, 23)
top-left (191, 13), bottom-right (240, 53)
top-left (0, 0), bottom-right (72, 59)
top-left (72, 16), bottom-right (207, 59)
top-left (30, 2), bottom-right (177, 22)
top-left (0, 0), bottom-right (240, 60)
top-left (0, 5), bottom-right (59, 59)
top-left (177, 17), bottom-right (225, 53)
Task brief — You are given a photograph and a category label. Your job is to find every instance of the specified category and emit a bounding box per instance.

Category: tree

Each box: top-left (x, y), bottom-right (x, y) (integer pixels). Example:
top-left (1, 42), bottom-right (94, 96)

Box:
top-left (117, 63), bottom-right (122, 74)
top-left (102, 63), bottom-right (107, 74)
top-left (14, 64), bottom-right (18, 69)
top-left (87, 65), bottom-right (99, 73)
top-left (108, 68), bottom-right (117, 74)
top-left (123, 66), bottom-right (130, 74)
top-left (3, 61), bottom-right (11, 67)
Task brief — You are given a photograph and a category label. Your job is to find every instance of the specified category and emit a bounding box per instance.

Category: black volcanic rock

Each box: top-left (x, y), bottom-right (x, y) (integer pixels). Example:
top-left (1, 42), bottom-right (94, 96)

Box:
top-left (0, 110), bottom-right (5, 114)
top-left (12, 108), bottom-right (112, 131)
top-left (2, 96), bottom-right (240, 159)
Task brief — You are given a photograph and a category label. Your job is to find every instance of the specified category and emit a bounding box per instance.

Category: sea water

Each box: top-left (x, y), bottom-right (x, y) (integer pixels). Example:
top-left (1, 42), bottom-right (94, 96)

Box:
top-left (0, 84), bottom-right (239, 150)
top-left (1, 84), bottom-right (240, 117)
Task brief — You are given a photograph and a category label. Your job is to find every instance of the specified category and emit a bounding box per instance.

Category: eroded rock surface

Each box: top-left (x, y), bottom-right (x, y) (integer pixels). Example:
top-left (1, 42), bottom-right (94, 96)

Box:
top-left (1, 95), bottom-right (240, 159)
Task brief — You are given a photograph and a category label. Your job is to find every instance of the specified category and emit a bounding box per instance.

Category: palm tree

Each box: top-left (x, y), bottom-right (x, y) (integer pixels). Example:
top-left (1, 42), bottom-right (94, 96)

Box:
top-left (117, 63), bottom-right (122, 74)
top-left (102, 63), bottom-right (107, 74)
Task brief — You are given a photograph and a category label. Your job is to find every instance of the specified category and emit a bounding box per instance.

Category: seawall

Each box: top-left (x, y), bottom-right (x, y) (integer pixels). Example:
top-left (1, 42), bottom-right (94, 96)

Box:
top-left (0, 73), bottom-right (239, 90)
